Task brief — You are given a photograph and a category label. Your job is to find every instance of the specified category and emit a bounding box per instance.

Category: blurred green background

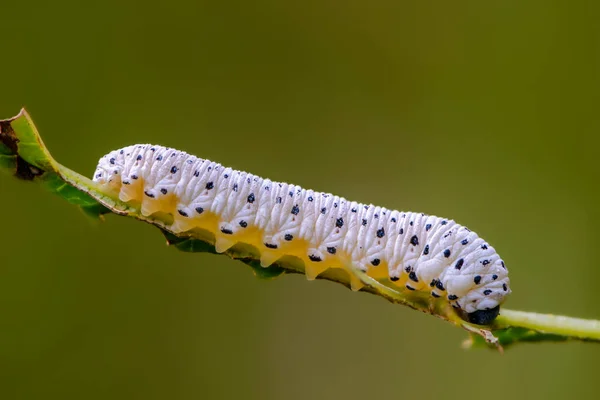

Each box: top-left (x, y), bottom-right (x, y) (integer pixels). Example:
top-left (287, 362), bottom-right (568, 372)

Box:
top-left (1, 1), bottom-right (599, 399)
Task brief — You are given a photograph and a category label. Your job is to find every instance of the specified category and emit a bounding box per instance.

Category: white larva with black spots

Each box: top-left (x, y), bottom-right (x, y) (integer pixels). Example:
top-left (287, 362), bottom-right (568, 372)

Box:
top-left (93, 144), bottom-right (511, 325)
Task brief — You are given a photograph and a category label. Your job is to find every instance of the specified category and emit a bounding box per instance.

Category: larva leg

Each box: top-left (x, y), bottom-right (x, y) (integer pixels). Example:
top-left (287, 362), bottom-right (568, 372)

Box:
top-left (345, 263), bottom-right (404, 297)
top-left (260, 250), bottom-right (281, 268)
top-left (304, 248), bottom-right (330, 280)
top-left (119, 177), bottom-right (143, 203)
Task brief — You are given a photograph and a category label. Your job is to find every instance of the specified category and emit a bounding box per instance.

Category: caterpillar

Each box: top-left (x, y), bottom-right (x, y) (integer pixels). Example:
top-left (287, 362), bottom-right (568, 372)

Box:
top-left (93, 144), bottom-right (511, 325)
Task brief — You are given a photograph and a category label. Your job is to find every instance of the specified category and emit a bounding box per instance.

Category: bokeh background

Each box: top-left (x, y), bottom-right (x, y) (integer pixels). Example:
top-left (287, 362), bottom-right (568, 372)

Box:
top-left (1, 1), bottom-right (599, 399)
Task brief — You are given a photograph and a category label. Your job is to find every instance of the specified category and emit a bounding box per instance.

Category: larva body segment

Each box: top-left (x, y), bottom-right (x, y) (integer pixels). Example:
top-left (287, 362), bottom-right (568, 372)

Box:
top-left (93, 144), bottom-right (511, 325)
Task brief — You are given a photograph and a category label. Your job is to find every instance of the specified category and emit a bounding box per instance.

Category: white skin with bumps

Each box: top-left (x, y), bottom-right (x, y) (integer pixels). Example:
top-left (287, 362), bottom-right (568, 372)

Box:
top-left (93, 144), bottom-right (511, 319)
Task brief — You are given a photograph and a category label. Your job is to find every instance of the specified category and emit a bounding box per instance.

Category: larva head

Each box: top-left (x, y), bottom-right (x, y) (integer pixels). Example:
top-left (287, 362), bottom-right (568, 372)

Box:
top-left (456, 257), bottom-right (511, 325)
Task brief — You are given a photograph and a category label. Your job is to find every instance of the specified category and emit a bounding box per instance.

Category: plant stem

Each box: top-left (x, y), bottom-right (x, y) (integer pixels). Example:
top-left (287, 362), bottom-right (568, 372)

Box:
top-left (496, 309), bottom-right (600, 340)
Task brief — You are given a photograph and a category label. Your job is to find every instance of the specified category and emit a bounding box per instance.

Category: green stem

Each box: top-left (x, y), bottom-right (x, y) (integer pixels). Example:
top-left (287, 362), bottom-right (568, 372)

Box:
top-left (496, 309), bottom-right (600, 341)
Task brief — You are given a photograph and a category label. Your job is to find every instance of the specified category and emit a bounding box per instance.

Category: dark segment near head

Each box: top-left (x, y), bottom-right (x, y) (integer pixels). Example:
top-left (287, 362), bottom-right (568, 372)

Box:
top-left (467, 305), bottom-right (500, 325)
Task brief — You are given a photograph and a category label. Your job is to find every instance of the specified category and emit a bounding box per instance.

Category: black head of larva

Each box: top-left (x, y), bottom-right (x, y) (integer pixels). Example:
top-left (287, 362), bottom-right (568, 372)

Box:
top-left (466, 305), bottom-right (501, 325)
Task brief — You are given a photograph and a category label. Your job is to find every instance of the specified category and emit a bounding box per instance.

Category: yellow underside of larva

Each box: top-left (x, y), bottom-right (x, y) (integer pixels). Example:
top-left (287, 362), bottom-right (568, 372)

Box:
top-left (104, 177), bottom-right (412, 293)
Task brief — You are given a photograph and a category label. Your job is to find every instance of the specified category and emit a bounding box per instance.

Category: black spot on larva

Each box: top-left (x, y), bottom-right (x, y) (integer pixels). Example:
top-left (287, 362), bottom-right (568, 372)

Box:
top-left (410, 235), bottom-right (419, 246)
top-left (483, 289), bottom-right (492, 296)
top-left (96, 173), bottom-right (102, 178)
top-left (321, 207), bottom-right (327, 214)
top-left (247, 193), bottom-right (255, 203)
top-left (264, 243), bottom-right (278, 249)
top-left (327, 247), bottom-right (336, 255)
top-left (308, 196), bottom-right (314, 202)
top-left (461, 239), bottom-right (469, 245)
top-left (205, 182), bottom-right (214, 190)
top-left (501, 261), bottom-right (506, 269)
top-left (474, 275), bottom-right (482, 284)
top-left (404, 266), bottom-right (411, 273)
top-left (335, 203), bottom-right (339, 208)
top-left (455, 258), bottom-right (464, 270)
top-left (233, 183), bottom-right (238, 191)
top-left (136, 155), bottom-right (142, 161)
top-left (390, 276), bottom-right (399, 282)
top-left (160, 188), bottom-right (168, 195)
top-left (423, 244), bottom-right (430, 255)
top-left (430, 279), bottom-right (437, 287)
top-left (443, 249), bottom-right (451, 258)
top-left (351, 208), bottom-right (357, 213)
top-left (288, 191), bottom-right (293, 197)
top-left (426, 224), bottom-right (432, 231)
top-left (178, 210), bottom-right (188, 217)
top-left (441, 220), bottom-right (447, 225)
top-left (374, 213), bottom-right (379, 219)
top-left (170, 166), bottom-right (178, 174)
top-left (144, 191), bottom-right (155, 198)
top-left (187, 159), bottom-right (193, 165)
top-left (443, 231), bottom-right (452, 238)
top-left (482, 259), bottom-right (490, 266)
top-left (391, 217), bottom-right (397, 222)
top-left (492, 274), bottom-right (498, 280)
top-left (157, 155), bottom-right (163, 161)
top-left (194, 170), bottom-right (199, 177)
top-left (109, 158), bottom-right (115, 165)
top-left (435, 280), bottom-right (445, 291)
top-left (195, 207), bottom-right (204, 214)
top-left (431, 291), bottom-right (441, 298)
top-left (362, 219), bottom-right (368, 226)
top-left (119, 150), bottom-right (124, 155)
top-left (371, 258), bottom-right (381, 266)
top-left (308, 254), bottom-right (322, 262)
top-left (224, 174), bottom-right (229, 179)
top-left (284, 234), bottom-right (293, 241)
top-left (406, 285), bottom-right (416, 291)
top-left (239, 220), bottom-right (248, 228)
top-left (399, 228), bottom-right (404, 234)
top-left (131, 174), bottom-right (138, 180)
top-left (408, 271), bottom-right (418, 282)
top-left (247, 177), bottom-right (251, 184)
top-left (410, 221), bottom-right (414, 226)
top-left (291, 205), bottom-right (300, 215)
top-left (276, 196), bottom-right (282, 203)
top-left (448, 294), bottom-right (458, 300)
top-left (467, 305), bottom-right (500, 325)
top-left (481, 244), bottom-right (488, 250)
top-left (221, 228), bottom-right (233, 235)
top-left (336, 218), bottom-right (344, 228)
top-left (376, 228), bottom-right (385, 238)
top-left (503, 283), bottom-right (508, 291)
